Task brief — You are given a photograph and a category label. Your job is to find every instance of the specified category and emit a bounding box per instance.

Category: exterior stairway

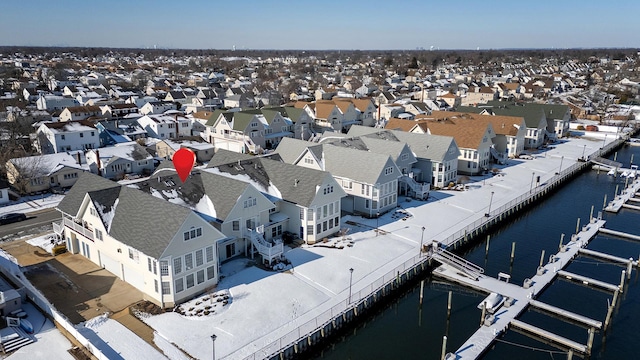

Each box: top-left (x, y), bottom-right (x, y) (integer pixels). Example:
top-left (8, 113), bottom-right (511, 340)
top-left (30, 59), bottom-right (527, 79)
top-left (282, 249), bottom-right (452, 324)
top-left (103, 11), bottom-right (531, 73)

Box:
top-left (247, 225), bottom-right (283, 265)
top-left (399, 175), bottom-right (430, 200)
top-left (1, 326), bottom-right (35, 354)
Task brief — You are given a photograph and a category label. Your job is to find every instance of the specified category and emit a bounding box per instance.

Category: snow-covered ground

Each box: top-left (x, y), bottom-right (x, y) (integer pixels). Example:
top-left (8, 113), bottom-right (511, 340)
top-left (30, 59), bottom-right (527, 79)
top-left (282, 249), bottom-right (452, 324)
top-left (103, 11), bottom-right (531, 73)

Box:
top-left (11, 128), bottom-right (634, 359)
top-left (4, 303), bottom-right (74, 360)
top-left (138, 131), bottom-right (631, 359)
top-left (77, 314), bottom-right (167, 360)
top-left (0, 194), bottom-right (64, 217)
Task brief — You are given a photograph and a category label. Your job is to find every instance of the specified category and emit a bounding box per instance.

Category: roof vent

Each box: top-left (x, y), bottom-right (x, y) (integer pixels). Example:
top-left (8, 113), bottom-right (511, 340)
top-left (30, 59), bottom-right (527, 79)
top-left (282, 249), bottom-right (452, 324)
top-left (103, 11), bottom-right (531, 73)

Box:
top-left (294, 179), bottom-right (299, 187)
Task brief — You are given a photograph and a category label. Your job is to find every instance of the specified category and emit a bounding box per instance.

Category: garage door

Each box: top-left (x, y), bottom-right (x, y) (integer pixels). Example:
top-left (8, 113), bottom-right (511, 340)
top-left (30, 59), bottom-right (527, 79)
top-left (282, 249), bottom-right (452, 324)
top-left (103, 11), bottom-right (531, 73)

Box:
top-left (100, 252), bottom-right (121, 279)
top-left (123, 265), bottom-right (145, 291)
top-left (214, 140), bottom-right (244, 153)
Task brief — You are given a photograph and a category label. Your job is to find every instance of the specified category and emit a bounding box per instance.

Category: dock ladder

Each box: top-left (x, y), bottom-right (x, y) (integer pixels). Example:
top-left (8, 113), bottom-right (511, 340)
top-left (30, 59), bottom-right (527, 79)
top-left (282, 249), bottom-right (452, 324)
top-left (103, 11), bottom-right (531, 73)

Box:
top-left (431, 247), bottom-right (485, 280)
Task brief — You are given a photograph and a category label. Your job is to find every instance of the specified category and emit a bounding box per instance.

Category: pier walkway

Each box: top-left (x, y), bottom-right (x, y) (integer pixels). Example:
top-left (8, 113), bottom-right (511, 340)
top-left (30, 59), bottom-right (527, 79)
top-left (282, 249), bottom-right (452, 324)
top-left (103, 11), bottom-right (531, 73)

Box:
top-left (604, 178), bottom-right (640, 213)
top-left (433, 218), bottom-right (606, 359)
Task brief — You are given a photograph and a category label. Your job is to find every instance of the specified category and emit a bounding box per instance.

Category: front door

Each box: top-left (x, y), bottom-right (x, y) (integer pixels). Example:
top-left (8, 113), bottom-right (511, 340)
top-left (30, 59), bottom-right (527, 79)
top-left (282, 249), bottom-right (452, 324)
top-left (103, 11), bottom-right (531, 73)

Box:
top-left (226, 243), bottom-right (236, 259)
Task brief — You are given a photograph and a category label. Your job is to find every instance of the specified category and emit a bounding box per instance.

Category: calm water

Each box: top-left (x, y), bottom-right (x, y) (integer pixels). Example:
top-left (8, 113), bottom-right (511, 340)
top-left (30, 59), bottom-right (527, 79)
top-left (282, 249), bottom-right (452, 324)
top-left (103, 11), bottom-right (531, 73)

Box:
top-left (317, 143), bottom-right (640, 360)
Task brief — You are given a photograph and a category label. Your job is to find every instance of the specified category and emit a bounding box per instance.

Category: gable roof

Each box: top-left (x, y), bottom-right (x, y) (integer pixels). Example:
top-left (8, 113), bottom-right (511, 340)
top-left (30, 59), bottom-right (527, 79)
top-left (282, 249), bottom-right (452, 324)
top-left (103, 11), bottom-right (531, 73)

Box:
top-left (57, 172), bottom-right (205, 259)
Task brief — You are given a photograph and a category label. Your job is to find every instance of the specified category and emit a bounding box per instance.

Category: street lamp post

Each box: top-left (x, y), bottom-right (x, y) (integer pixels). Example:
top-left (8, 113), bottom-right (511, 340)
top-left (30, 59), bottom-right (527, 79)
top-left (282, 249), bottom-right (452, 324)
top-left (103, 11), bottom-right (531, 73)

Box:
top-left (557, 156), bottom-right (564, 175)
top-left (376, 212), bottom-right (380, 236)
top-left (530, 172), bottom-right (535, 194)
top-left (581, 145), bottom-right (586, 161)
top-left (348, 268), bottom-right (354, 304)
top-left (211, 334), bottom-right (217, 360)
top-left (485, 191), bottom-right (494, 217)
top-left (419, 226), bottom-right (425, 256)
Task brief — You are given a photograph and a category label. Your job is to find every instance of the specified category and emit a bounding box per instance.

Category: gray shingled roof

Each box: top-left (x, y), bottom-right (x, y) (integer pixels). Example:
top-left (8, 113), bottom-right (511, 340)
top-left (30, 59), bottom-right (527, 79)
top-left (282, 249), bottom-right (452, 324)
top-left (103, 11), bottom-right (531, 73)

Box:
top-left (108, 186), bottom-right (193, 259)
top-left (207, 149), bottom-right (256, 168)
top-left (134, 167), bottom-right (253, 222)
top-left (321, 145), bottom-right (394, 184)
top-left (207, 155), bottom-right (337, 207)
top-left (347, 125), bottom-right (458, 162)
top-left (56, 172), bottom-right (199, 259)
top-left (57, 172), bottom-right (120, 216)
top-left (273, 137), bottom-right (314, 164)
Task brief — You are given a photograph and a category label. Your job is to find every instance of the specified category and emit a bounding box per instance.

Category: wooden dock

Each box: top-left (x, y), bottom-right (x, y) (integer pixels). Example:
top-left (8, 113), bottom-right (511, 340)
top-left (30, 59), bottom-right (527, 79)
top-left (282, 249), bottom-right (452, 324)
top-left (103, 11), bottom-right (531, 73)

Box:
top-left (604, 178), bottom-right (640, 213)
top-left (433, 218), bottom-right (606, 359)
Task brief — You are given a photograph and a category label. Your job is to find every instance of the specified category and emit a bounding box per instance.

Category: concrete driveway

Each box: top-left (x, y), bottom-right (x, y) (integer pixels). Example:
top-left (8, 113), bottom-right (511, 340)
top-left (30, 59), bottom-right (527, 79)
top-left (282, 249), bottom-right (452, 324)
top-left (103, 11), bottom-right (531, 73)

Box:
top-left (1, 237), bottom-right (144, 324)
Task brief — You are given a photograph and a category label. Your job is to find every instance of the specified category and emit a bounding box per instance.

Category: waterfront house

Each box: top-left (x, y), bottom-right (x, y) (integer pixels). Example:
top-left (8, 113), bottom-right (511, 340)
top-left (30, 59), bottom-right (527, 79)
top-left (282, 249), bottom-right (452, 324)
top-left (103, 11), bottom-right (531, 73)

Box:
top-left (55, 172), bottom-right (228, 308)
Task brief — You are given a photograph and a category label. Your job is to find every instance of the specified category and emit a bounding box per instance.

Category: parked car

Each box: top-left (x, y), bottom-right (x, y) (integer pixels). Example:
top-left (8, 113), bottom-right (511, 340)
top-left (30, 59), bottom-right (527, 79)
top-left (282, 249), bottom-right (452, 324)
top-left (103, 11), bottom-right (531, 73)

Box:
top-left (0, 213), bottom-right (27, 225)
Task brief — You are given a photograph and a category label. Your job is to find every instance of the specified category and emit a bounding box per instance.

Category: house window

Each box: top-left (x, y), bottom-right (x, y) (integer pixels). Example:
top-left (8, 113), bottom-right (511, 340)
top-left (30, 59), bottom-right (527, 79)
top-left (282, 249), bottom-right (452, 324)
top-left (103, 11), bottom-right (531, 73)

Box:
top-left (186, 274), bottom-right (194, 289)
top-left (307, 208), bottom-right (313, 220)
top-left (335, 216), bottom-right (339, 227)
top-left (300, 208), bottom-right (304, 220)
top-left (185, 253), bottom-right (193, 270)
top-left (207, 266), bottom-right (216, 280)
top-left (173, 257), bottom-right (182, 274)
top-left (154, 280), bottom-right (158, 293)
top-left (160, 261), bottom-right (169, 276)
top-left (162, 281), bottom-right (170, 295)
top-left (148, 258), bottom-right (153, 272)
top-left (307, 225), bottom-right (314, 235)
top-left (197, 270), bottom-right (205, 284)
top-left (304, 158), bottom-right (313, 164)
top-left (206, 246), bottom-right (214, 262)
top-left (329, 218), bottom-right (334, 228)
top-left (232, 220), bottom-right (240, 231)
top-left (250, 122), bottom-right (257, 127)
top-left (80, 133), bottom-right (84, 138)
top-left (243, 198), bottom-right (257, 208)
top-left (384, 167), bottom-right (394, 175)
top-left (128, 248), bottom-right (139, 262)
top-left (95, 229), bottom-right (103, 241)
top-left (174, 278), bottom-right (184, 293)
top-left (196, 249), bottom-right (203, 266)
top-left (61, 135), bottom-right (65, 140)
top-left (184, 227), bottom-right (202, 241)
top-left (401, 153), bottom-right (409, 161)
top-left (91, 131), bottom-right (95, 136)
top-left (316, 223), bottom-right (321, 234)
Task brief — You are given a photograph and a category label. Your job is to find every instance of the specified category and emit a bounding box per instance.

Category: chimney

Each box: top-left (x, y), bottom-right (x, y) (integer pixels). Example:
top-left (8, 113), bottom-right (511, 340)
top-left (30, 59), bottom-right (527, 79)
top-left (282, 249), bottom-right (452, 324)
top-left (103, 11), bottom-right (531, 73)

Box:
top-left (76, 152), bottom-right (82, 165)
top-left (96, 150), bottom-right (102, 176)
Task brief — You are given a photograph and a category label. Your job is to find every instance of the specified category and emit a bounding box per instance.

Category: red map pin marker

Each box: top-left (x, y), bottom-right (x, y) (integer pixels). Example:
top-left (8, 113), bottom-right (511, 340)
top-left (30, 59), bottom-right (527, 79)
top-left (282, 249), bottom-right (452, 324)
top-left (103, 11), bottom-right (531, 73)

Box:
top-left (173, 148), bottom-right (196, 182)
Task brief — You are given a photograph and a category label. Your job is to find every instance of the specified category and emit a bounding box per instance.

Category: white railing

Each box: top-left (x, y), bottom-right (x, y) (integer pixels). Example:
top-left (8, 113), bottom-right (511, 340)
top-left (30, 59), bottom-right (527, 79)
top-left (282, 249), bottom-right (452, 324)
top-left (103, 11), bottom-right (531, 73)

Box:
top-left (62, 217), bottom-right (94, 240)
top-left (400, 175), bottom-right (430, 200)
top-left (246, 226), bottom-right (283, 263)
top-left (52, 221), bottom-right (63, 235)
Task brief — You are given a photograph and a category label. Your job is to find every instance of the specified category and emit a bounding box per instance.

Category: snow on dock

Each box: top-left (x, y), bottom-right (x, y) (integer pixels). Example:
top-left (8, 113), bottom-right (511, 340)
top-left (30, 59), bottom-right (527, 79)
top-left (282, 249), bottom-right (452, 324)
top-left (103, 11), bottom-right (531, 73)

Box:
top-left (604, 178), bottom-right (640, 213)
top-left (433, 217), bottom-right (606, 359)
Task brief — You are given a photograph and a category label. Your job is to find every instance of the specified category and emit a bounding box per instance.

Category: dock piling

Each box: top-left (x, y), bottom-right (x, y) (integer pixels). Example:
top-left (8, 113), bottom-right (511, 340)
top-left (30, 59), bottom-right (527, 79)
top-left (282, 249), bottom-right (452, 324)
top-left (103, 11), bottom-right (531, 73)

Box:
top-left (619, 270), bottom-right (626, 291)
top-left (559, 233), bottom-right (565, 251)
top-left (447, 291), bottom-right (452, 319)
top-left (627, 259), bottom-right (633, 280)
top-left (590, 205), bottom-right (594, 222)
top-left (603, 194), bottom-right (608, 210)
top-left (480, 303), bottom-right (486, 327)
top-left (510, 242), bottom-right (516, 266)
top-left (575, 218), bottom-right (580, 235)
top-left (539, 250), bottom-right (546, 268)
top-left (485, 235), bottom-right (490, 257)
top-left (441, 336), bottom-right (447, 360)
top-left (567, 349), bottom-right (573, 360)
top-left (587, 327), bottom-right (595, 355)
top-left (419, 280), bottom-right (424, 306)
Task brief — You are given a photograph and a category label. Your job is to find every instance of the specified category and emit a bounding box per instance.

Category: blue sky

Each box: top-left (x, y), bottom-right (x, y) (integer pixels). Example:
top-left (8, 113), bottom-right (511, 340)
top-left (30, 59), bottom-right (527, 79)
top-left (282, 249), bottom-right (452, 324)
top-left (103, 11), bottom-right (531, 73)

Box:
top-left (1, 0), bottom-right (638, 50)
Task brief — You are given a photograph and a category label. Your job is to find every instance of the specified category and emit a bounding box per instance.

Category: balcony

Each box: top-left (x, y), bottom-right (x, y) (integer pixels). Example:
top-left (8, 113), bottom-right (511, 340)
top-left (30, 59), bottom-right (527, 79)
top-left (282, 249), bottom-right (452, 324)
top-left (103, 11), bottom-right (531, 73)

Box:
top-left (62, 217), bottom-right (94, 240)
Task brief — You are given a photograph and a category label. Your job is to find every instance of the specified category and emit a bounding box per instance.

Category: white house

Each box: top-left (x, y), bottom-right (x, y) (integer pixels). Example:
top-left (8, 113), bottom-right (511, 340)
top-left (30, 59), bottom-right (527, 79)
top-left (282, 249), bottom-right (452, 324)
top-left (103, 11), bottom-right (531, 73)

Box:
top-left (36, 120), bottom-right (100, 154)
top-left (85, 142), bottom-right (155, 180)
top-left (55, 173), bottom-right (229, 308)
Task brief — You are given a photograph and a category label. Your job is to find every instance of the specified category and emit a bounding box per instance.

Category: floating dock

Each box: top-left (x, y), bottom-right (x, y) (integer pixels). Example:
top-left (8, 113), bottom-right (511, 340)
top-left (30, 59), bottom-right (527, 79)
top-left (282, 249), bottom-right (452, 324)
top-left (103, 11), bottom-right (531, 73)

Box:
top-left (604, 178), bottom-right (640, 213)
top-left (433, 218), bottom-right (607, 359)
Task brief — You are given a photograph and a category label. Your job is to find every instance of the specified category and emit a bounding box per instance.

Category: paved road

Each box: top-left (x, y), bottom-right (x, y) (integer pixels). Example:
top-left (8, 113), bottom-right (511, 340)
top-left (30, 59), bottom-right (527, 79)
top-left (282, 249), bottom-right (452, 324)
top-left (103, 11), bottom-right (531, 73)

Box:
top-left (0, 208), bottom-right (60, 240)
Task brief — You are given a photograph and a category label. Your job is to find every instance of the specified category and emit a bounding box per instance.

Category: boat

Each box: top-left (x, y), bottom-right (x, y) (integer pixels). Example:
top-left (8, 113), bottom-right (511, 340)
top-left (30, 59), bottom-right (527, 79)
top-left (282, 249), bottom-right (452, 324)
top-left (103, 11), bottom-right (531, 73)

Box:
top-left (627, 138), bottom-right (640, 146)
top-left (478, 292), bottom-right (505, 314)
top-left (607, 169), bottom-right (616, 176)
top-left (19, 319), bottom-right (33, 334)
